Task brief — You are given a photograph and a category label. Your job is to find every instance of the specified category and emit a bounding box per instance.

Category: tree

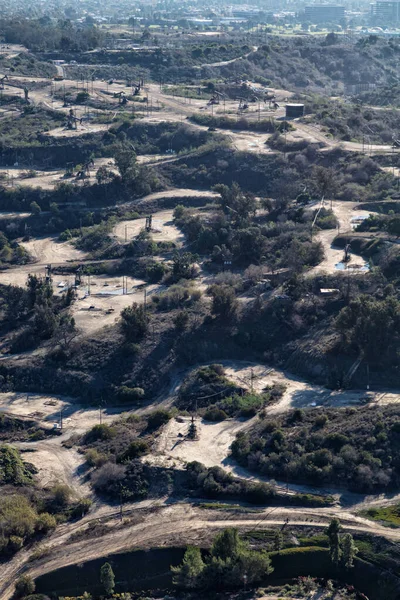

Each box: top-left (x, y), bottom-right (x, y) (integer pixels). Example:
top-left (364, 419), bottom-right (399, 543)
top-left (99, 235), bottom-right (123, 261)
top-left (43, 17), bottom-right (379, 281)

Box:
top-left (32, 304), bottom-right (57, 339)
top-left (173, 310), bottom-right (189, 332)
top-left (100, 562), bottom-right (115, 596)
top-left (172, 251), bottom-right (198, 281)
top-left (326, 518), bottom-right (342, 565)
top-left (114, 145), bottom-right (137, 180)
top-left (54, 313), bottom-right (78, 351)
top-left (51, 484), bottom-right (71, 508)
top-left (335, 295), bottom-right (400, 364)
top-left (209, 284), bottom-right (238, 321)
top-left (15, 574), bottom-right (35, 597)
top-left (273, 529), bottom-right (283, 550)
top-left (211, 528), bottom-right (245, 561)
top-left (29, 201), bottom-right (41, 216)
top-left (96, 165), bottom-right (114, 185)
top-left (120, 303), bottom-right (148, 342)
top-left (342, 533), bottom-right (358, 568)
top-left (213, 182), bottom-right (257, 226)
top-left (313, 166), bottom-right (336, 199)
top-left (172, 529), bottom-right (272, 591)
top-left (387, 217), bottom-right (400, 238)
top-left (171, 546), bottom-right (205, 588)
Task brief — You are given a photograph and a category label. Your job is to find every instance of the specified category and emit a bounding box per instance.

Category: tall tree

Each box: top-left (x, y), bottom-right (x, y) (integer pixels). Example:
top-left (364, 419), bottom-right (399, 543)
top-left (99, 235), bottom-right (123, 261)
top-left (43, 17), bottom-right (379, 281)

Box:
top-left (100, 562), bottom-right (115, 596)
top-left (326, 518), bottom-right (342, 565)
top-left (342, 533), bottom-right (358, 568)
top-left (171, 546), bottom-right (205, 588)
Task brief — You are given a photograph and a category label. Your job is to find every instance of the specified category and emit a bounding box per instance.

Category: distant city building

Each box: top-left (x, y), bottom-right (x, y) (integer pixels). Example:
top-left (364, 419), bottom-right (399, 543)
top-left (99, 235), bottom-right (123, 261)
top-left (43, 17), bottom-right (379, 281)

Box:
top-left (370, 0), bottom-right (400, 23)
top-left (303, 5), bottom-right (345, 22)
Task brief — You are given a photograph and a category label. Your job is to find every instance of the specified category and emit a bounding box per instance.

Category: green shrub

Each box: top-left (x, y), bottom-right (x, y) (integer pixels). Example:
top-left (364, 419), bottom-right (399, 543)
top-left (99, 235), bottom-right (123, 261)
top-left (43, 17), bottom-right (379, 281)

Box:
top-left (116, 386), bottom-right (145, 403)
top-left (85, 448), bottom-right (108, 468)
top-left (147, 409), bottom-right (172, 430)
top-left (36, 512), bottom-right (57, 533)
top-left (70, 498), bottom-right (92, 519)
top-left (84, 424), bottom-right (116, 444)
top-left (118, 439), bottom-right (149, 462)
top-left (51, 484), bottom-right (72, 508)
top-left (15, 574), bottom-right (35, 597)
top-left (204, 407), bottom-right (228, 422)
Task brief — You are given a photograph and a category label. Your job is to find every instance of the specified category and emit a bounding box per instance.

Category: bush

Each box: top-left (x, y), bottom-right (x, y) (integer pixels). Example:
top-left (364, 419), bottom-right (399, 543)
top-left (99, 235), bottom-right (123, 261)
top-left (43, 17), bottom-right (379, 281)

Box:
top-left (85, 448), bottom-right (108, 468)
top-left (91, 460), bottom-right (149, 501)
top-left (147, 409), bottom-right (172, 430)
top-left (120, 303), bottom-right (148, 342)
top-left (84, 424), bottom-right (116, 444)
top-left (51, 484), bottom-right (72, 508)
top-left (116, 386), bottom-right (145, 403)
top-left (15, 575), bottom-right (35, 597)
top-left (118, 439), bottom-right (149, 462)
top-left (203, 407), bottom-right (228, 422)
top-left (36, 512), bottom-right (57, 533)
top-left (209, 285), bottom-right (238, 321)
top-left (70, 498), bottom-right (92, 519)
top-left (0, 445), bottom-right (33, 485)
top-left (231, 406), bottom-right (400, 492)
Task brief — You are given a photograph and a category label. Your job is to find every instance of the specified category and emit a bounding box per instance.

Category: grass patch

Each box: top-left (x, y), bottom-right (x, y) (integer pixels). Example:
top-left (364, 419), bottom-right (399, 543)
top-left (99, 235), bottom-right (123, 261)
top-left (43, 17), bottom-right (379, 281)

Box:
top-left (360, 505), bottom-right (400, 527)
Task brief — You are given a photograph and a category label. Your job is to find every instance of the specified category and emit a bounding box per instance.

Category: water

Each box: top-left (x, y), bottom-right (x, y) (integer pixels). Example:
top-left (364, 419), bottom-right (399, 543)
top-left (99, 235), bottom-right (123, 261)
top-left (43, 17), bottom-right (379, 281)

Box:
top-left (335, 261), bottom-right (370, 272)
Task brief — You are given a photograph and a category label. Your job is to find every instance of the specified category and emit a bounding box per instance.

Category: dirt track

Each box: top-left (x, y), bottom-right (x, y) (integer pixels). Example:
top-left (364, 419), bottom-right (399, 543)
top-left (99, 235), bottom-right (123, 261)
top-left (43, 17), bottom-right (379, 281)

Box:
top-left (311, 199), bottom-right (374, 275)
top-left (113, 209), bottom-right (184, 245)
top-left (1, 501), bottom-right (400, 600)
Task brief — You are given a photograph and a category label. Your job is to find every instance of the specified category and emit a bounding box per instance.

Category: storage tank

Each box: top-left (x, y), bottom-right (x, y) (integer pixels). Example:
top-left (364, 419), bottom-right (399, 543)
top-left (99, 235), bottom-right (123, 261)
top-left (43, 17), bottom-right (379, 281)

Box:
top-left (285, 103), bottom-right (305, 118)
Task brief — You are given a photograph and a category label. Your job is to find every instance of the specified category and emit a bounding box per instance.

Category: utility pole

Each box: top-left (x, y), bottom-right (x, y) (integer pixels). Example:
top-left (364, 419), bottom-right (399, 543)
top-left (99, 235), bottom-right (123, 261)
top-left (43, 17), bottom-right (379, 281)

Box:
top-left (144, 288), bottom-right (147, 312)
top-left (250, 368), bottom-right (255, 394)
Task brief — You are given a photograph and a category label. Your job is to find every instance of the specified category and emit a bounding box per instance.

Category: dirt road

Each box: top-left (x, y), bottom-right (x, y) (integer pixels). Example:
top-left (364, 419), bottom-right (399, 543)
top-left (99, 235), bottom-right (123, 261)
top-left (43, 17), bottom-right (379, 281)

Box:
top-left (113, 209), bottom-right (184, 245)
top-left (1, 501), bottom-right (400, 600)
top-left (311, 199), bottom-right (374, 275)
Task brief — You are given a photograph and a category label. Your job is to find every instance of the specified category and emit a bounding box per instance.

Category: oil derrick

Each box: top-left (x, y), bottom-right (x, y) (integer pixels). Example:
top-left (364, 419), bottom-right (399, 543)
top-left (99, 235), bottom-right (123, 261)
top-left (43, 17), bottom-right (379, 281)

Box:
top-left (187, 415), bottom-right (198, 440)
top-left (132, 81), bottom-right (142, 95)
top-left (76, 159), bottom-right (94, 179)
top-left (145, 214), bottom-right (153, 232)
top-left (45, 264), bottom-right (52, 283)
top-left (114, 91), bottom-right (128, 105)
top-left (238, 97), bottom-right (249, 111)
top-left (66, 109), bottom-right (82, 130)
top-left (75, 266), bottom-right (82, 287)
top-left (344, 243), bottom-right (351, 263)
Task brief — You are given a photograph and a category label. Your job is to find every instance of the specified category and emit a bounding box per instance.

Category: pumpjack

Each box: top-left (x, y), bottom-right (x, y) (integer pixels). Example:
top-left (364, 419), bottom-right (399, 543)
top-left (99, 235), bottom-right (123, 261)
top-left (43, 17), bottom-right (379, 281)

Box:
top-left (145, 215), bottom-right (153, 232)
top-left (45, 264), bottom-right (52, 283)
top-left (207, 90), bottom-right (225, 106)
top-left (76, 159), bottom-right (95, 179)
top-left (238, 97), bottom-right (249, 111)
top-left (75, 266), bottom-right (82, 287)
top-left (114, 91), bottom-right (128, 105)
top-left (66, 109), bottom-right (83, 130)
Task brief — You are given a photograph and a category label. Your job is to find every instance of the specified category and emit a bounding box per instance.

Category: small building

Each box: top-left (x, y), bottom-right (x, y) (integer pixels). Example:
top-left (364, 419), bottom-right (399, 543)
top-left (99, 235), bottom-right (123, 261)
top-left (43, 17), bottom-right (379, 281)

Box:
top-left (285, 103), bottom-right (305, 119)
top-left (319, 288), bottom-right (340, 296)
top-left (304, 5), bottom-right (345, 23)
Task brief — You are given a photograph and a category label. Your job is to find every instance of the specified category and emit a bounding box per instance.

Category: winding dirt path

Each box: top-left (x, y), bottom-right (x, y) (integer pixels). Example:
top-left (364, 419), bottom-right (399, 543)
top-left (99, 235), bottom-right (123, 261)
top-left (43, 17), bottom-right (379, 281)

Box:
top-left (1, 501), bottom-right (400, 600)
